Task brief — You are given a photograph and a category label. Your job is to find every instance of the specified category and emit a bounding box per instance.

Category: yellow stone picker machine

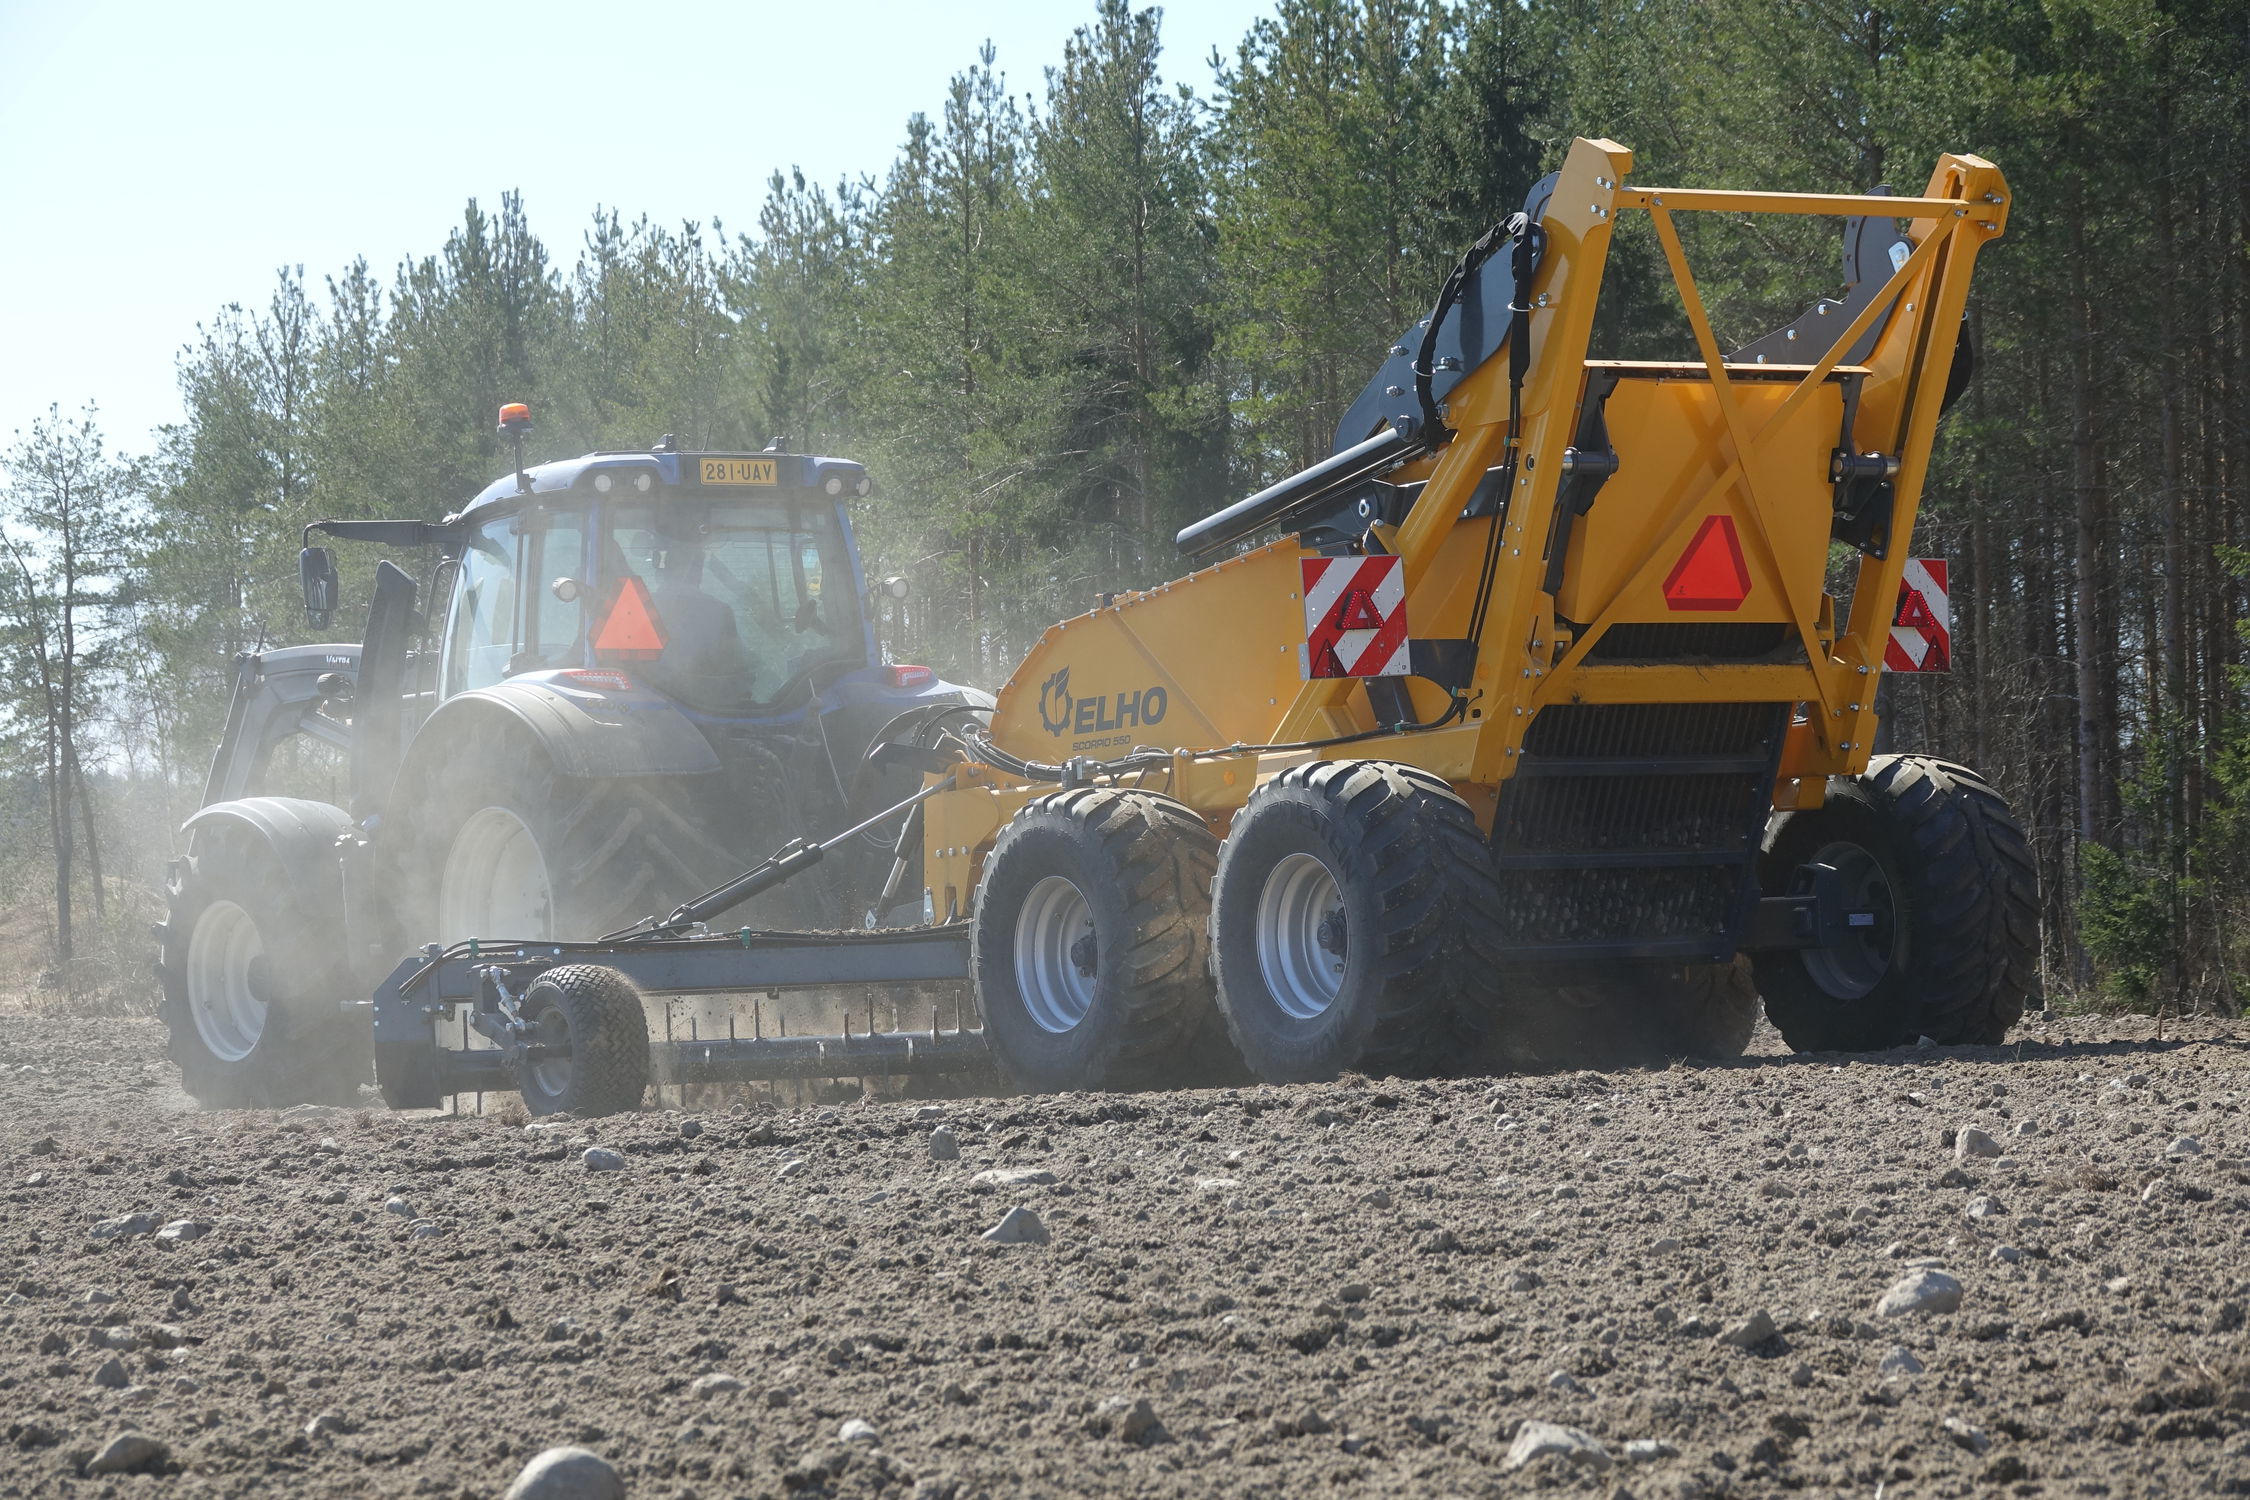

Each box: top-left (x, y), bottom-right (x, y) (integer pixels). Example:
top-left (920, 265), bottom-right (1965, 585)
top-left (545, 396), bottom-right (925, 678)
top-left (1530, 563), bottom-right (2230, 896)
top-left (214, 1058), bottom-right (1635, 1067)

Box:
top-left (369, 138), bottom-right (2038, 1113)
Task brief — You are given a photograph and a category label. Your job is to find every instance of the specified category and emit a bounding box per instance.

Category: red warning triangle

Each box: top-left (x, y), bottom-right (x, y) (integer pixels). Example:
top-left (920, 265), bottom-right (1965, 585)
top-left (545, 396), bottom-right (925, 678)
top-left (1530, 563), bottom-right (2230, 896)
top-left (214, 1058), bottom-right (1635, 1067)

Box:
top-left (1662, 514), bottom-right (1752, 612)
top-left (1894, 588), bottom-right (1942, 632)
top-left (1310, 640), bottom-right (1349, 679)
top-left (1331, 587), bottom-right (1386, 631)
top-left (594, 576), bottom-right (668, 659)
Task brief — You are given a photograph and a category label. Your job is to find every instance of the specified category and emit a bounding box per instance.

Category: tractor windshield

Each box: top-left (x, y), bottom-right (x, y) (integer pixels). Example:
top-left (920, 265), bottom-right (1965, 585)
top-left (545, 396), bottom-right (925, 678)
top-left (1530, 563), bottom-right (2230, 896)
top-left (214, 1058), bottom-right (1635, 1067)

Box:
top-left (598, 497), bottom-right (861, 712)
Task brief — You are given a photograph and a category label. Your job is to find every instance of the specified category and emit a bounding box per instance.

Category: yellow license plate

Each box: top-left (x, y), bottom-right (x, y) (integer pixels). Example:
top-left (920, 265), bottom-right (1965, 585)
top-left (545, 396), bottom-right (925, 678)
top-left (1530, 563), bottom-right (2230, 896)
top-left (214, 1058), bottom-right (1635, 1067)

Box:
top-left (700, 458), bottom-right (778, 486)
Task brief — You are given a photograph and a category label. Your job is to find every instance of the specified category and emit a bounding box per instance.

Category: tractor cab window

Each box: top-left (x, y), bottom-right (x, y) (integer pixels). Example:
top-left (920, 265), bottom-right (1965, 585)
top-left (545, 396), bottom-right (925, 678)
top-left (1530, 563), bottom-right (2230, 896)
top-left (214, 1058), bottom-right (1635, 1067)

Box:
top-left (440, 505), bottom-right (587, 697)
top-left (599, 498), bottom-right (860, 712)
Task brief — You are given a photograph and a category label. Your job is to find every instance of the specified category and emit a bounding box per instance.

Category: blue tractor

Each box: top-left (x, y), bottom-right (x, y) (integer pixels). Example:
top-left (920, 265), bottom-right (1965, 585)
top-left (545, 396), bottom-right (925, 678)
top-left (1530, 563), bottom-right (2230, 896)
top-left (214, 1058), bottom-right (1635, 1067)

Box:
top-left (156, 409), bottom-right (987, 1108)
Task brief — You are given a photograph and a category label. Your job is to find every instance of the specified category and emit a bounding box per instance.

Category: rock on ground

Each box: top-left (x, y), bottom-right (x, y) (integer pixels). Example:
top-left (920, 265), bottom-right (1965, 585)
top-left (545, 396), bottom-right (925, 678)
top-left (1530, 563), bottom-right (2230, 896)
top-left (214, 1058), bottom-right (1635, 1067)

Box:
top-left (982, 1205), bottom-right (1050, 1244)
top-left (86, 1433), bottom-right (167, 1476)
top-left (502, 1446), bottom-right (624, 1500)
top-left (1506, 1419), bottom-right (1613, 1470)
top-left (1877, 1268), bottom-right (1965, 1316)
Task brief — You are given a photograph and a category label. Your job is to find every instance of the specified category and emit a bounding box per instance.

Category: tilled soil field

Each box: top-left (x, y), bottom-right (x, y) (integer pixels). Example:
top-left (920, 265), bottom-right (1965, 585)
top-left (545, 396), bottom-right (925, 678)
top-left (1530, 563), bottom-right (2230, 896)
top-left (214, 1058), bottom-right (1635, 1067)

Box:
top-left (6, 1012), bottom-right (2250, 1499)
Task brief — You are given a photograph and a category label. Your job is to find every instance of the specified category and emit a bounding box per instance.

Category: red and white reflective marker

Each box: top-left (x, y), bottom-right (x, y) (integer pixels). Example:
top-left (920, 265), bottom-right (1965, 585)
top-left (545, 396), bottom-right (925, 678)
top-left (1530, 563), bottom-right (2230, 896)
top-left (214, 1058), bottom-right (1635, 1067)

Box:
top-left (1300, 555), bottom-right (1408, 679)
top-left (1885, 558), bottom-right (1950, 672)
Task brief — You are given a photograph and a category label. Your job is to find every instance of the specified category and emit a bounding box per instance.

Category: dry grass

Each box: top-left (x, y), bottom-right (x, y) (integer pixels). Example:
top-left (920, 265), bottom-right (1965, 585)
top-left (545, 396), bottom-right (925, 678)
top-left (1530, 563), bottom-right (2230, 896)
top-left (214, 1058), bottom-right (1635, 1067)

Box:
top-left (0, 882), bottom-right (162, 1019)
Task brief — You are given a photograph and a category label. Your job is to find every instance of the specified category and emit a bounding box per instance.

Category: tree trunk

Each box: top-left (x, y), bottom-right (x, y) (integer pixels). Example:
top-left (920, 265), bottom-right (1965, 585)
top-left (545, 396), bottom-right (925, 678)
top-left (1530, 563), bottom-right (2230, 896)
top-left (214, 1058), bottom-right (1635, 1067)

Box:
top-left (71, 744), bottom-right (106, 925)
top-left (2069, 210), bottom-right (2115, 854)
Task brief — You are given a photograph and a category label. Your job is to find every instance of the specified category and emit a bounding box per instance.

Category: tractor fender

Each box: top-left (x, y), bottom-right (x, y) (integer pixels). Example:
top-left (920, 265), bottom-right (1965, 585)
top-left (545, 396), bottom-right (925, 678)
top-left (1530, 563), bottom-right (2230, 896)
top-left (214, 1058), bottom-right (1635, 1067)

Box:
top-left (178, 796), bottom-right (355, 892)
top-left (394, 681), bottom-right (722, 793)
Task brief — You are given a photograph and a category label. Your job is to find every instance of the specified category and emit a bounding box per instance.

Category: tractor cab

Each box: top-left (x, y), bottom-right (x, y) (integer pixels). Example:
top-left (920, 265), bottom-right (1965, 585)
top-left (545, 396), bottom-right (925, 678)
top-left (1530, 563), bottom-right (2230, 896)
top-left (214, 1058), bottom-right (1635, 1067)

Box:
top-left (437, 441), bottom-right (880, 716)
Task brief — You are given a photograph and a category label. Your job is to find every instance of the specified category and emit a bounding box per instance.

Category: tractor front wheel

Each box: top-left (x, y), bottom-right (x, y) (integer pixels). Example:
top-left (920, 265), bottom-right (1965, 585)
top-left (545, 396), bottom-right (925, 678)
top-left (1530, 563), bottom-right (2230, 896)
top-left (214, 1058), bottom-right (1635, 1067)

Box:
top-left (1754, 755), bottom-right (2038, 1052)
top-left (158, 826), bottom-right (368, 1108)
top-left (971, 789), bottom-right (1225, 1092)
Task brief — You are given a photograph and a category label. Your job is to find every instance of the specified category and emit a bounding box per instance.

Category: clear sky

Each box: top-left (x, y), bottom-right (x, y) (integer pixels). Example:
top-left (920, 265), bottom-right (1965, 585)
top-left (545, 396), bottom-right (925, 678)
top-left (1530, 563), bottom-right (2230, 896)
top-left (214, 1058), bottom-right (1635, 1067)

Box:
top-left (0, 0), bottom-right (1277, 458)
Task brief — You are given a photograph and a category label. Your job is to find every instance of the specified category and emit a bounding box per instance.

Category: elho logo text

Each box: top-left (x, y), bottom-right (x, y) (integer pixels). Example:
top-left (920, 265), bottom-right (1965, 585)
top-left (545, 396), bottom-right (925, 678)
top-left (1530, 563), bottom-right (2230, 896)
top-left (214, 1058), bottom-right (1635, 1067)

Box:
top-left (1036, 666), bottom-right (1168, 737)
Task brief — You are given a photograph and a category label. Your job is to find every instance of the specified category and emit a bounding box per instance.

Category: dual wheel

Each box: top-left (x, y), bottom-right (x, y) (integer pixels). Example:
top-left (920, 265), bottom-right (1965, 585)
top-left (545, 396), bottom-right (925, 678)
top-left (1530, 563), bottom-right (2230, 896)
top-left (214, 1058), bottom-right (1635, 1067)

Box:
top-left (973, 752), bottom-right (2042, 1089)
top-left (972, 762), bottom-right (1502, 1090)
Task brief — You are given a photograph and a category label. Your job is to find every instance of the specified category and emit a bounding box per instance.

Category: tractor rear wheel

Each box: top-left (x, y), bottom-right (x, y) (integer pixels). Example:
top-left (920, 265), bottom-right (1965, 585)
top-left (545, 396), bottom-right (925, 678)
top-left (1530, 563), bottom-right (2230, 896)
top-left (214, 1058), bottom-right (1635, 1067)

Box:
top-left (971, 789), bottom-right (1225, 1092)
top-left (392, 717), bottom-right (766, 948)
top-left (512, 966), bottom-right (651, 1118)
top-left (158, 826), bottom-right (368, 1108)
top-left (1754, 755), bottom-right (2038, 1052)
top-left (1209, 761), bottom-right (1502, 1084)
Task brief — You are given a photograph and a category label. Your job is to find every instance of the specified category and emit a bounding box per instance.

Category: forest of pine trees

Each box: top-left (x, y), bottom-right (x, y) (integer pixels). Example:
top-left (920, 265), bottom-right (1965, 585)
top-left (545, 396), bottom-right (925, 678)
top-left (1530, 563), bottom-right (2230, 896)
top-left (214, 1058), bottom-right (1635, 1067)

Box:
top-left (3, 0), bottom-right (2247, 1009)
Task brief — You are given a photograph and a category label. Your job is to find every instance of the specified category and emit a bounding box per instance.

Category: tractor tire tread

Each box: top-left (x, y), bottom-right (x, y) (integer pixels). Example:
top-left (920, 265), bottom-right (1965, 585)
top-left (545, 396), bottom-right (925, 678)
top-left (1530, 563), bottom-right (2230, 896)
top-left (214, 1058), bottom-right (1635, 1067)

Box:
top-left (519, 965), bottom-right (651, 1118)
top-left (975, 788), bottom-right (1223, 1091)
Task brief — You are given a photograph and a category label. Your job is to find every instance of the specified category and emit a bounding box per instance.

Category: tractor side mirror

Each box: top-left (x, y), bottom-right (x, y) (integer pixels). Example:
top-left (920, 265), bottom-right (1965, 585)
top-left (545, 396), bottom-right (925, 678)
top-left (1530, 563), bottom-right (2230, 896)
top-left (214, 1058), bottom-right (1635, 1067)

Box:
top-left (300, 546), bottom-right (339, 628)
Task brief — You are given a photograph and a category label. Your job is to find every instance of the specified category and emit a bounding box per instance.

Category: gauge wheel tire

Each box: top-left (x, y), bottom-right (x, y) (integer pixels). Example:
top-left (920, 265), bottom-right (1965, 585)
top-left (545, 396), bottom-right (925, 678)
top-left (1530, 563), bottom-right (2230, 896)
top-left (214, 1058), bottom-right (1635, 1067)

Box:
top-left (971, 788), bottom-right (1226, 1092)
top-left (1754, 754), bottom-right (2039, 1052)
top-left (390, 716), bottom-right (761, 950)
top-left (1210, 760), bottom-right (1503, 1084)
top-left (157, 827), bottom-right (368, 1109)
top-left (511, 966), bottom-right (651, 1118)
top-left (1491, 958), bottom-right (1759, 1070)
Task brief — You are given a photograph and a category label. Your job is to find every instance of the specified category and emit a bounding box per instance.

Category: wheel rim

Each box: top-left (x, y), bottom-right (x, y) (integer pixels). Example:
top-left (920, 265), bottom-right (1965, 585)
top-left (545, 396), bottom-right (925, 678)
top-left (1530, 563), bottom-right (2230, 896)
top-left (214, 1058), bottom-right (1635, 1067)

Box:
top-left (1801, 839), bottom-right (1898, 999)
top-left (439, 807), bottom-right (553, 942)
top-left (1013, 875), bottom-right (1097, 1033)
top-left (528, 999), bottom-right (573, 1098)
top-left (1255, 852), bottom-right (1348, 1019)
top-left (186, 899), bottom-right (267, 1062)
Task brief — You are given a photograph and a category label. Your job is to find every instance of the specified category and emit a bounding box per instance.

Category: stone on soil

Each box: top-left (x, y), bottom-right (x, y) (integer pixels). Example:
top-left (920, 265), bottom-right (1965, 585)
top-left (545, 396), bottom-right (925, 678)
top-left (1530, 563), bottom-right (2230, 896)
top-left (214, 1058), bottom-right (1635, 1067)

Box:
top-left (983, 1205), bottom-right (1050, 1245)
top-left (582, 1146), bottom-right (626, 1171)
top-left (1956, 1127), bottom-right (2002, 1160)
top-left (503, 1445), bottom-right (625, 1500)
top-left (86, 1432), bottom-right (167, 1476)
top-left (1718, 1309), bottom-right (1777, 1348)
top-left (928, 1127), bottom-right (961, 1161)
top-left (89, 1213), bottom-right (154, 1239)
top-left (970, 1166), bottom-right (1055, 1189)
top-left (839, 1417), bottom-right (881, 1444)
top-left (1879, 1346), bottom-right (1925, 1377)
top-left (1506, 1419), bottom-right (1613, 1471)
top-left (1877, 1269), bottom-right (1964, 1316)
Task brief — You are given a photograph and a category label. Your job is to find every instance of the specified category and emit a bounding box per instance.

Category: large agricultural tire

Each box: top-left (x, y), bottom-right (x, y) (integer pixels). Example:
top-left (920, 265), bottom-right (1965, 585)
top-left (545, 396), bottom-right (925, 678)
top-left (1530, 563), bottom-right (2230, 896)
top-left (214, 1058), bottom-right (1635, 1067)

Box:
top-left (157, 827), bottom-right (368, 1109)
top-left (388, 716), bottom-right (772, 949)
top-left (1754, 754), bottom-right (2038, 1052)
top-left (970, 788), bottom-right (1227, 1092)
top-left (512, 966), bottom-right (651, 1118)
top-left (1209, 761), bottom-right (1502, 1084)
top-left (1490, 958), bottom-right (1759, 1070)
